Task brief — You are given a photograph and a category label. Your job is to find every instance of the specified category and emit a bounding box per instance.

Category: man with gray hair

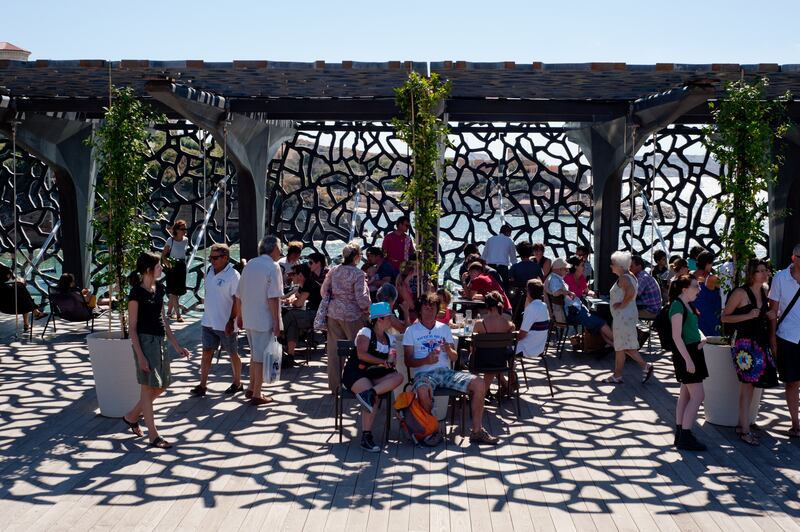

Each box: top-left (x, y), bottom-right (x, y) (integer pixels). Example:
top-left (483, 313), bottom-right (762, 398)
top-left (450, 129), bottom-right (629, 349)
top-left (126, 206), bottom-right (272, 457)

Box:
top-left (191, 243), bottom-right (242, 397)
top-left (769, 243), bottom-right (800, 438)
top-left (237, 235), bottom-right (284, 406)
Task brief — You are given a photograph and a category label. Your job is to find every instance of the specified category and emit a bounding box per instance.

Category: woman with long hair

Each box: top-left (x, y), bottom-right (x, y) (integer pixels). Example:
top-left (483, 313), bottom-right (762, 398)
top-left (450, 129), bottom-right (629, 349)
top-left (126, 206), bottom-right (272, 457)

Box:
top-left (721, 258), bottom-right (778, 445)
top-left (669, 274), bottom-right (708, 451)
top-left (472, 291), bottom-right (515, 397)
top-left (161, 219), bottom-right (189, 322)
top-left (122, 251), bottom-right (191, 449)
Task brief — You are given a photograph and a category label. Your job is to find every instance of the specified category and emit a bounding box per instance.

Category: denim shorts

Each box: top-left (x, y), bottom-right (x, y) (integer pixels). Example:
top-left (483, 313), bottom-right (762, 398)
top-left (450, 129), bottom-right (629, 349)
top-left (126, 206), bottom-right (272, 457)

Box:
top-left (202, 326), bottom-right (238, 354)
top-left (412, 367), bottom-right (477, 394)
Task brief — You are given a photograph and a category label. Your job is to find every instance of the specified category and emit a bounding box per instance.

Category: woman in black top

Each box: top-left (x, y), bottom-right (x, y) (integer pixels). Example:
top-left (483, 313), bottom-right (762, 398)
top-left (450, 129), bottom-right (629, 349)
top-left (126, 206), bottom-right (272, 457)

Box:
top-left (0, 263), bottom-right (47, 330)
top-left (721, 259), bottom-right (778, 445)
top-left (122, 252), bottom-right (190, 449)
top-left (283, 263), bottom-right (322, 366)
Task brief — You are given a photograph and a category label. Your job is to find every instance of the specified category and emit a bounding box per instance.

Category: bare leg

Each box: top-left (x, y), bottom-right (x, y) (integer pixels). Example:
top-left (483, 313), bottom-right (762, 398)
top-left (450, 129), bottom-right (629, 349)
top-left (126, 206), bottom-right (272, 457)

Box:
top-left (416, 384), bottom-right (434, 413)
top-left (139, 385), bottom-right (166, 442)
top-left (287, 340), bottom-right (297, 356)
top-left (230, 352), bottom-right (242, 386)
top-left (22, 312), bottom-right (30, 330)
top-left (199, 348), bottom-right (214, 387)
top-left (681, 382), bottom-right (705, 430)
top-left (484, 372), bottom-right (497, 394)
top-left (613, 351), bottom-right (625, 378)
top-left (787, 381), bottom-right (800, 429)
top-left (600, 325), bottom-right (614, 345)
top-left (738, 382), bottom-right (755, 429)
top-left (468, 377), bottom-right (487, 432)
top-left (166, 295), bottom-right (175, 317)
top-left (624, 349), bottom-right (648, 369)
top-left (251, 362), bottom-right (263, 397)
top-left (675, 384), bottom-right (690, 426)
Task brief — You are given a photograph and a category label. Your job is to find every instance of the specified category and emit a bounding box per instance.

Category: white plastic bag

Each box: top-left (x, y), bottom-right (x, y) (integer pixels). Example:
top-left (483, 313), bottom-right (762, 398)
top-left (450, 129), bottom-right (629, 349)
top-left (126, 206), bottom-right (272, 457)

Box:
top-left (262, 335), bottom-right (282, 384)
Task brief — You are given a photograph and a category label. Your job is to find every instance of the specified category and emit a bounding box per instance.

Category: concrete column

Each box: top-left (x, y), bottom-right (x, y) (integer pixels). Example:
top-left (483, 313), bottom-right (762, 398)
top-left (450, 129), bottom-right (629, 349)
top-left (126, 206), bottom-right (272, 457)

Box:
top-left (770, 131), bottom-right (800, 263)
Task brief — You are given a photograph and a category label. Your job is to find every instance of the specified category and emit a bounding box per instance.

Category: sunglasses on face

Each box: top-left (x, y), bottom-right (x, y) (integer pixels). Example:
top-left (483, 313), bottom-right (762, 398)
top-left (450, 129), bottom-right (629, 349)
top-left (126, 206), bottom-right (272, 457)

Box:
top-left (209, 255), bottom-right (227, 260)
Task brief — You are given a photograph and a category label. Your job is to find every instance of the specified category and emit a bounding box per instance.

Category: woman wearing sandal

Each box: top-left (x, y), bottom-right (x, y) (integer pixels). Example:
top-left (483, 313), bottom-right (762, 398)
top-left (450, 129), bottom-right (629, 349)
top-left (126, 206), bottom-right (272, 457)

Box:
top-left (603, 251), bottom-right (653, 385)
top-left (721, 259), bottom-right (778, 445)
top-left (122, 252), bottom-right (191, 449)
top-left (669, 274), bottom-right (708, 451)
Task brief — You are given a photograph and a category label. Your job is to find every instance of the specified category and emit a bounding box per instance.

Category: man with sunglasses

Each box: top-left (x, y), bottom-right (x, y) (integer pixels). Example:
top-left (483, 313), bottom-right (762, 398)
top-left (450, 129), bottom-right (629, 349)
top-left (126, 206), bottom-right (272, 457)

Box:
top-left (191, 243), bottom-right (243, 397)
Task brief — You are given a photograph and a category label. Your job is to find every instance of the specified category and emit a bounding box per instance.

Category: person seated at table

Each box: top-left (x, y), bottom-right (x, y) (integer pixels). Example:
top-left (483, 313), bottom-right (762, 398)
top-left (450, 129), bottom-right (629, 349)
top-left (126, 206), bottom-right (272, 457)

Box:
top-left (546, 258), bottom-right (614, 346)
top-left (517, 279), bottom-right (550, 359)
top-left (509, 241), bottom-right (542, 287)
top-left (458, 243), bottom-right (481, 278)
top-left (464, 262), bottom-right (511, 312)
top-left (376, 283), bottom-right (409, 333)
top-left (564, 256), bottom-right (593, 298)
top-left (342, 302), bottom-right (404, 452)
top-left (56, 273), bottom-right (97, 308)
top-left (366, 246), bottom-right (398, 298)
top-left (0, 263), bottom-right (47, 331)
top-left (404, 292), bottom-right (498, 445)
top-left (668, 257), bottom-right (690, 285)
top-left (436, 287), bottom-right (453, 324)
top-left (472, 291), bottom-right (516, 398)
top-left (576, 245), bottom-right (594, 283)
top-left (532, 243), bottom-right (552, 280)
top-left (651, 249), bottom-right (670, 286)
top-left (283, 263), bottom-right (321, 367)
top-left (308, 252), bottom-right (329, 284)
top-left (278, 241), bottom-right (303, 285)
top-left (460, 254), bottom-right (503, 288)
top-left (631, 255), bottom-right (662, 319)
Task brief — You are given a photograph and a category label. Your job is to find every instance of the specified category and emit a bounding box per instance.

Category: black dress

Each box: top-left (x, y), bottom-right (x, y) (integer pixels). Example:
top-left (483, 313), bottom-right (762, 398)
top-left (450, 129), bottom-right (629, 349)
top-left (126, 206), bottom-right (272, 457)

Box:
top-left (729, 286), bottom-right (778, 388)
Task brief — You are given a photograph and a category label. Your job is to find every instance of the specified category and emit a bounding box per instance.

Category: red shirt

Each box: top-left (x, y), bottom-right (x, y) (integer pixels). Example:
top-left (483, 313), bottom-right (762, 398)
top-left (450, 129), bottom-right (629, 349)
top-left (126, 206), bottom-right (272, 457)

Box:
top-left (470, 273), bottom-right (511, 310)
top-left (382, 231), bottom-right (415, 270)
top-left (564, 272), bottom-right (588, 296)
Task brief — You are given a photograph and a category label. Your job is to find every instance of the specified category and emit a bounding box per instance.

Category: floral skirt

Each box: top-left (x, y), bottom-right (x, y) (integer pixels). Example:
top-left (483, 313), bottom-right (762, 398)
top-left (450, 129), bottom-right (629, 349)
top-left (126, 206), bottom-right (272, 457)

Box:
top-left (731, 337), bottom-right (778, 388)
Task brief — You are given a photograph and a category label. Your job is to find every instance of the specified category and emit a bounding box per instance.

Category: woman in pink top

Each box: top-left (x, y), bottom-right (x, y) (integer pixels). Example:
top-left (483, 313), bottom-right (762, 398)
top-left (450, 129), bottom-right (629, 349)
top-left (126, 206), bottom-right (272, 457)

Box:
top-left (321, 242), bottom-right (372, 392)
top-left (564, 255), bottom-right (592, 297)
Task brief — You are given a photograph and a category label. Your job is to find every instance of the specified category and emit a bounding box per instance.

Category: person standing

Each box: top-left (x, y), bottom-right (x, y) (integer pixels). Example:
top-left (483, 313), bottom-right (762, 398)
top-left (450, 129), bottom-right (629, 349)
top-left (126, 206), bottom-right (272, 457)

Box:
top-left (381, 216), bottom-right (415, 271)
top-left (670, 274), bottom-right (709, 451)
top-left (508, 241), bottom-right (542, 287)
top-left (161, 219), bottom-right (189, 322)
top-left (769, 244), bottom-right (800, 438)
top-left (321, 242), bottom-right (371, 393)
top-left (603, 251), bottom-right (653, 384)
top-left (721, 259), bottom-right (778, 445)
top-left (482, 223), bottom-right (516, 290)
top-left (191, 243), bottom-right (242, 397)
top-left (693, 251), bottom-right (722, 336)
top-left (122, 252), bottom-right (190, 449)
top-left (237, 236), bottom-right (283, 406)
top-left (308, 252), bottom-right (329, 284)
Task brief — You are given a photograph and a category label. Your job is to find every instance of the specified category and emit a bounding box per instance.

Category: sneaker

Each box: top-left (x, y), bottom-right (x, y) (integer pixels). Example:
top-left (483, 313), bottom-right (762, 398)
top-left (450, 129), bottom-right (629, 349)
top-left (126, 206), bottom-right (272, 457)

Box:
top-left (469, 428), bottom-right (499, 445)
top-left (190, 384), bottom-right (207, 397)
top-left (676, 429), bottom-right (707, 451)
top-left (356, 389), bottom-right (376, 413)
top-left (360, 432), bottom-right (380, 453)
top-left (224, 382), bottom-right (244, 395)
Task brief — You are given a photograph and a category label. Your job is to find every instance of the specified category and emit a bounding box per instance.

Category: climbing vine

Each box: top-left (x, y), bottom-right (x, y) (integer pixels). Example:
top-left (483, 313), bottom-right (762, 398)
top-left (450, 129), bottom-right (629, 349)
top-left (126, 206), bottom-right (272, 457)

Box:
top-left (702, 78), bottom-right (791, 285)
top-left (391, 72), bottom-right (451, 281)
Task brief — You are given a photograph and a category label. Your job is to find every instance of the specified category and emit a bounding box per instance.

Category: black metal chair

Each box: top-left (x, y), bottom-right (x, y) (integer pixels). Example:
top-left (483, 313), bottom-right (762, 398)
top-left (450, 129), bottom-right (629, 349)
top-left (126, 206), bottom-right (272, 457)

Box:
top-left (334, 340), bottom-right (392, 444)
top-left (41, 288), bottom-right (99, 338)
top-left (469, 331), bottom-right (521, 418)
top-left (544, 293), bottom-right (582, 357)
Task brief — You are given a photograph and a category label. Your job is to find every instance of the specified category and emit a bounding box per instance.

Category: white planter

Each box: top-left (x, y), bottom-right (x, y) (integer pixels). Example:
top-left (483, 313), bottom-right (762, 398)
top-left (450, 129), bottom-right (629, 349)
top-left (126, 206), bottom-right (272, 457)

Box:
top-left (86, 331), bottom-right (141, 418)
top-left (702, 338), bottom-right (762, 427)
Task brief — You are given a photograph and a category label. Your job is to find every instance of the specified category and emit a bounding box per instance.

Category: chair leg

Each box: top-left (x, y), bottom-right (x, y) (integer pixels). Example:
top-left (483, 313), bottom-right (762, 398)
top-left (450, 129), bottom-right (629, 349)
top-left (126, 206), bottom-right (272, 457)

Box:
top-left (384, 394), bottom-right (391, 443)
top-left (461, 396), bottom-right (467, 437)
top-left (542, 355), bottom-right (554, 398)
top-left (338, 391), bottom-right (344, 444)
top-left (41, 314), bottom-right (52, 339)
top-left (514, 372), bottom-right (522, 419)
top-left (518, 357), bottom-right (529, 391)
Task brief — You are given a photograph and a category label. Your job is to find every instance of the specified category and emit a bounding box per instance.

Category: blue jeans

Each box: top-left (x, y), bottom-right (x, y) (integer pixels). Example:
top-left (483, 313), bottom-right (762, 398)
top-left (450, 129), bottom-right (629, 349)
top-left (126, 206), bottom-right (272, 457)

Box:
top-left (568, 305), bottom-right (606, 333)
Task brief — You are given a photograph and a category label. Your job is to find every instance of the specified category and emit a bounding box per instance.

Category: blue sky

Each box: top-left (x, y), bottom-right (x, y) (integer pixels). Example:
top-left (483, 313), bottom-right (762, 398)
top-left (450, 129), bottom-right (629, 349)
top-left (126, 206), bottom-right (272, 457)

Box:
top-left (5, 0), bottom-right (799, 64)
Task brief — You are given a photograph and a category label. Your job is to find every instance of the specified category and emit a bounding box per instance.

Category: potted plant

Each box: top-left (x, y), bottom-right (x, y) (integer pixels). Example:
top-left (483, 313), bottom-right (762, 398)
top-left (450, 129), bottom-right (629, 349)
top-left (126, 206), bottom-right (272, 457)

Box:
top-left (391, 72), bottom-right (450, 287)
top-left (85, 87), bottom-right (163, 417)
top-left (700, 78), bottom-right (790, 426)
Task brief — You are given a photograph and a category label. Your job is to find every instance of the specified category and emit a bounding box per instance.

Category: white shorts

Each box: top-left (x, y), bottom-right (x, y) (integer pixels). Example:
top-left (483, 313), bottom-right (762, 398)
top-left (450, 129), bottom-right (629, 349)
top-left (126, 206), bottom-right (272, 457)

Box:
top-left (246, 329), bottom-right (271, 364)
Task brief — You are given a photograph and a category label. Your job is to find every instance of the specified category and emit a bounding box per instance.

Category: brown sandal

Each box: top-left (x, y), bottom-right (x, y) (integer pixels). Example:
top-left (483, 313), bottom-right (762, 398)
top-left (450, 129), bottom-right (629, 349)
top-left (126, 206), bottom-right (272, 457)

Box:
top-left (150, 436), bottom-right (172, 449)
top-left (122, 416), bottom-right (144, 437)
top-left (738, 431), bottom-right (759, 446)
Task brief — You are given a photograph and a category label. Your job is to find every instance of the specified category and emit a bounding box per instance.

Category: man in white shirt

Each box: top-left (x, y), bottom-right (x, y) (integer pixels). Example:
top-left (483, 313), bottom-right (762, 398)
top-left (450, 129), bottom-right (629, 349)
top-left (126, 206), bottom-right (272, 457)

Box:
top-left (482, 223), bottom-right (516, 290)
top-left (191, 243), bottom-right (242, 397)
top-left (769, 243), bottom-right (800, 437)
top-left (403, 292), bottom-right (498, 445)
top-left (237, 235), bottom-right (284, 406)
top-left (517, 279), bottom-right (550, 358)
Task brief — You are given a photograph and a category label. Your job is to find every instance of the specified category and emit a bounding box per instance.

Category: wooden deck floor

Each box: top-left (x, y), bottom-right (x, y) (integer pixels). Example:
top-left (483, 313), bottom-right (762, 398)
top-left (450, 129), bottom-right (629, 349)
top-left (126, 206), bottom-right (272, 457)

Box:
top-left (1, 314), bottom-right (800, 531)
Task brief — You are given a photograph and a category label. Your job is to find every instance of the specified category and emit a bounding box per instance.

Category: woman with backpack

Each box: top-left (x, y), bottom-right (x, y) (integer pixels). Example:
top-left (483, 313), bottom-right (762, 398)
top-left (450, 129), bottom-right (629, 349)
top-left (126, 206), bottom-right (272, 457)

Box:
top-left (720, 259), bottom-right (778, 445)
top-left (342, 302), bottom-right (404, 452)
top-left (669, 274), bottom-right (709, 451)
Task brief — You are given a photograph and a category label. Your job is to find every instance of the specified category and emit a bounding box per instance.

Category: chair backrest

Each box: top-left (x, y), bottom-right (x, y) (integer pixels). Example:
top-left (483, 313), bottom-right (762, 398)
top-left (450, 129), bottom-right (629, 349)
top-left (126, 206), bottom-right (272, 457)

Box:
top-left (544, 293), bottom-right (567, 325)
top-left (49, 288), bottom-right (92, 322)
top-left (469, 331), bottom-right (517, 372)
top-left (336, 339), bottom-right (356, 383)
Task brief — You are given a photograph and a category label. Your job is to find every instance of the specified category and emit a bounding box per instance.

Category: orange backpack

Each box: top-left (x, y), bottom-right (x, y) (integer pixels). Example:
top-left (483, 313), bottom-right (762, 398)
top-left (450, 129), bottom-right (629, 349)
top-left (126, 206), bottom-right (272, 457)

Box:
top-left (393, 391), bottom-right (441, 446)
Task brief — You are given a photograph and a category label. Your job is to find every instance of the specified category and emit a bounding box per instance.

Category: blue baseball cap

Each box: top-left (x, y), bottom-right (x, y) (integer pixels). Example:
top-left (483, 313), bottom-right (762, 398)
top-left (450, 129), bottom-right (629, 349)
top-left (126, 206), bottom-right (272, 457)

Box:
top-left (369, 302), bottom-right (393, 320)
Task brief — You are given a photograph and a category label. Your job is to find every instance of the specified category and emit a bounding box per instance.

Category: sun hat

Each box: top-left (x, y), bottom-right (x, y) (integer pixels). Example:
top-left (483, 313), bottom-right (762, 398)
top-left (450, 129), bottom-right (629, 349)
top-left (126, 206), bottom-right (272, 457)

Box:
top-left (369, 301), bottom-right (393, 321)
top-left (551, 258), bottom-right (568, 270)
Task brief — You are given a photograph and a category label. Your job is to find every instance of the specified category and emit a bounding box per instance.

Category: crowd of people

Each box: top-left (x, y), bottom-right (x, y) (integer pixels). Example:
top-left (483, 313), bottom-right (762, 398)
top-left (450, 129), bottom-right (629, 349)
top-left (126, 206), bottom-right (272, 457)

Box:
top-left (7, 215), bottom-right (793, 453)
